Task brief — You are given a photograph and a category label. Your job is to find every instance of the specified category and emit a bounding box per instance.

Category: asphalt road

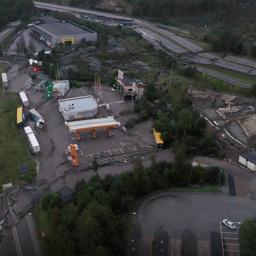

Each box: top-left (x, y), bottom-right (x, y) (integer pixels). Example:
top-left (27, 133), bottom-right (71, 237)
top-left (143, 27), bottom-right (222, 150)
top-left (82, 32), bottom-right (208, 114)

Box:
top-left (0, 214), bottom-right (42, 256)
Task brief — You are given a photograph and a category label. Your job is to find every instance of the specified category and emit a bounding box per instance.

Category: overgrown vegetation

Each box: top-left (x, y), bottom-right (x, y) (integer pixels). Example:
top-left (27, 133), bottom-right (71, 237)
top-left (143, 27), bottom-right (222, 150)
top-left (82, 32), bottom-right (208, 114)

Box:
top-left (35, 160), bottom-right (224, 255)
top-left (240, 219), bottom-right (256, 256)
top-left (0, 0), bottom-right (34, 28)
top-left (0, 93), bottom-right (36, 187)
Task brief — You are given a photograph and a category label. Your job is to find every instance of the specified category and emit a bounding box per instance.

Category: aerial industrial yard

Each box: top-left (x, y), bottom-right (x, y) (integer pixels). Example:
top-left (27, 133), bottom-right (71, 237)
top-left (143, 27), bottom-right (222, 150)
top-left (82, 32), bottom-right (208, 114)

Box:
top-left (2, 1), bottom-right (256, 255)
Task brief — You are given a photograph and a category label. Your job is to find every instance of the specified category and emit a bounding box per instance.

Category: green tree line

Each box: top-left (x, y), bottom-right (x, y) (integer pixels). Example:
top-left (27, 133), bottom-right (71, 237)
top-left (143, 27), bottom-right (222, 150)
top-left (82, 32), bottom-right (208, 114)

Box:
top-left (0, 0), bottom-right (34, 28)
top-left (37, 161), bottom-right (224, 255)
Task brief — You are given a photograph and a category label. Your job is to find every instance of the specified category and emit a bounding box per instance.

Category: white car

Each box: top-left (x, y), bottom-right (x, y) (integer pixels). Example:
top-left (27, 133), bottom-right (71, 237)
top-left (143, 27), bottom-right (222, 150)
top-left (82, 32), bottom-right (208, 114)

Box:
top-left (222, 219), bottom-right (236, 230)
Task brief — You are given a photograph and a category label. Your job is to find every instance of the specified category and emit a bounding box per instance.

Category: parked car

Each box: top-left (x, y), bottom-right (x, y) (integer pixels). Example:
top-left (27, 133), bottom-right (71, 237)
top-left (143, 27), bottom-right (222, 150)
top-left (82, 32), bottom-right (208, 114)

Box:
top-left (222, 219), bottom-right (236, 230)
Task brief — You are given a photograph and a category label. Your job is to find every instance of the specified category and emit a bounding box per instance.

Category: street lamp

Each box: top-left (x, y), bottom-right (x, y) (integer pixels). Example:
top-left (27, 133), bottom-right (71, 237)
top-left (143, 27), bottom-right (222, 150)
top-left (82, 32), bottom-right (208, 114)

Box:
top-left (218, 170), bottom-right (223, 187)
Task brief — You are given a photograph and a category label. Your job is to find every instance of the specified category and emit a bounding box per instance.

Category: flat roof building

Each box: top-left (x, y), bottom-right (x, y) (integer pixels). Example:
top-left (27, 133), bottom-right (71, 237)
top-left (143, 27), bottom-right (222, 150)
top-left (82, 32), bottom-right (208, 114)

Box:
top-left (59, 95), bottom-right (98, 121)
top-left (30, 17), bottom-right (97, 48)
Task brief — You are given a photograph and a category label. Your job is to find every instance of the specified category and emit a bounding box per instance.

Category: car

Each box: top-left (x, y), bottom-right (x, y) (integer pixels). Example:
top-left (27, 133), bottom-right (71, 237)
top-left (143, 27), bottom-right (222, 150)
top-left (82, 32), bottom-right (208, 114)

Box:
top-left (222, 219), bottom-right (236, 230)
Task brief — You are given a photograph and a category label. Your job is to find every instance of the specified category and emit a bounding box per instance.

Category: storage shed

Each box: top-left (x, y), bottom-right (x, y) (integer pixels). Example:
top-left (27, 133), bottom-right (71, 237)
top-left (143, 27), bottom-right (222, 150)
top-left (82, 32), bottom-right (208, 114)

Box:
top-left (239, 152), bottom-right (256, 171)
top-left (53, 80), bottom-right (70, 97)
top-left (58, 95), bottom-right (98, 121)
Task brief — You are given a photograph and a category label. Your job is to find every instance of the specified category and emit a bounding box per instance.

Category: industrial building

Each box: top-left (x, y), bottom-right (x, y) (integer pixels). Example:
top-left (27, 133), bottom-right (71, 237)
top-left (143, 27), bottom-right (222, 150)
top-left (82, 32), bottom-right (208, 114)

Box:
top-left (239, 152), bottom-right (256, 171)
top-left (116, 70), bottom-right (145, 100)
top-left (30, 16), bottom-right (97, 48)
top-left (58, 95), bottom-right (98, 121)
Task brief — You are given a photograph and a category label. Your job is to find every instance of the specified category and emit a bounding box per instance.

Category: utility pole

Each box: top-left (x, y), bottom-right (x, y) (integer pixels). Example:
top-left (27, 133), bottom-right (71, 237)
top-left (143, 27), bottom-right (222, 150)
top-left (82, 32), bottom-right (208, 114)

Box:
top-left (169, 63), bottom-right (174, 89)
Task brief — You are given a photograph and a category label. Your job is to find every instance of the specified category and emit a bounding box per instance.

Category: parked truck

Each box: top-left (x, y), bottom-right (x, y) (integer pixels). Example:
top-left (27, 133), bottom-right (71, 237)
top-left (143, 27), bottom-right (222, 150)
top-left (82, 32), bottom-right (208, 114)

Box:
top-left (1, 73), bottom-right (8, 89)
top-left (29, 108), bottom-right (45, 129)
top-left (19, 91), bottom-right (29, 107)
top-left (24, 126), bottom-right (40, 154)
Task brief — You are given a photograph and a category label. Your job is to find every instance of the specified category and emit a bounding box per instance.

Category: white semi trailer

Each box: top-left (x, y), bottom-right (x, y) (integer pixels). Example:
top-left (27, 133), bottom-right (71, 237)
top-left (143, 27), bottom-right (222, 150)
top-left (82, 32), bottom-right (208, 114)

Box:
top-left (24, 126), bottom-right (40, 154)
top-left (1, 73), bottom-right (8, 89)
top-left (19, 91), bottom-right (29, 107)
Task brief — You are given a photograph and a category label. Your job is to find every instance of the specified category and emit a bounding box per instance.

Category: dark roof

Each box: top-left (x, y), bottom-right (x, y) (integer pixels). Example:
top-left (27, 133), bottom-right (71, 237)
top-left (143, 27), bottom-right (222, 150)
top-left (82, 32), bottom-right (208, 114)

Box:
top-left (241, 152), bottom-right (256, 164)
top-left (39, 16), bottom-right (60, 24)
top-left (122, 76), bottom-right (136, 86)
top-left (34, 22), bottom-right (94, 36)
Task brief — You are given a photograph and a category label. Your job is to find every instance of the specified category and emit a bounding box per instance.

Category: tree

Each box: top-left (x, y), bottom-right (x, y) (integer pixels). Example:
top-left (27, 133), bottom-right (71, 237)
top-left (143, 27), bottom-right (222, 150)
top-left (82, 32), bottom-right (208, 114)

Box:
top-left (78, 215), bottom-right (103, 255)
top-left (41, 192), bottom-right (60, 210)
top-left (250, 84), bottom-right (256, 97)
top-left (240, 219), bottom-right (256, 256)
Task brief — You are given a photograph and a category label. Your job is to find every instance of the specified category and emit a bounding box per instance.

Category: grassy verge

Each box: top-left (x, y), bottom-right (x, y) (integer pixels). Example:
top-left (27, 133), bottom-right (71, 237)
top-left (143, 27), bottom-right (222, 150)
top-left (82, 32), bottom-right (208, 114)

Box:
top-left (33, 205), bottom-right (49, 255)
top-left (0, 92), bottom-right (36, 188)
top-left (172, 185), bottom-right (221, 193)
top-left (202, 65), bottom-right (256, 85)
top-left (0, 63), bottom-right (7, 73)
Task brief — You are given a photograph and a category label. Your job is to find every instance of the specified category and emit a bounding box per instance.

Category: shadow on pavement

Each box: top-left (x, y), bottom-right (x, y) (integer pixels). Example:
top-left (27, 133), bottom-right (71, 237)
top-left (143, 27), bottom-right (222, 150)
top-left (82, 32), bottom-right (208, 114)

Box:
top-left (181, 229), bottom-right (198, 256)
top-left (210, 231), bottom-right (222, 256)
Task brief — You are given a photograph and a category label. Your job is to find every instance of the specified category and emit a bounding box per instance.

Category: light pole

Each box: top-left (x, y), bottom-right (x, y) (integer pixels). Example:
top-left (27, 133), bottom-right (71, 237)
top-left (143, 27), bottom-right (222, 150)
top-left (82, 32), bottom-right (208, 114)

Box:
top-left (218, 170), bottom-right (223, 187)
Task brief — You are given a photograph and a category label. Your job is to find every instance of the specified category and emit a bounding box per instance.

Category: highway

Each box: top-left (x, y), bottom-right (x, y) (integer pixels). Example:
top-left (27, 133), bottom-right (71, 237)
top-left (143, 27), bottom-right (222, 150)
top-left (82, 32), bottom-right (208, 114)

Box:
top-left (33, 1), bottom-right (256, 87)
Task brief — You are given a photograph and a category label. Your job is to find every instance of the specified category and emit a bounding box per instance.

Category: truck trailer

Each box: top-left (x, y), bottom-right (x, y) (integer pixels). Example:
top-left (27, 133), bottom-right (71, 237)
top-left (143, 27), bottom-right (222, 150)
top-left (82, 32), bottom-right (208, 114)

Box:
top-left (29, 108), bottom-right (45, 129)
top-left (1, 73), bottom-right (8, 89)
top-left (19, 91), bottom-right (29, 107)
top-left (24, 126), bottom-right (40, 154)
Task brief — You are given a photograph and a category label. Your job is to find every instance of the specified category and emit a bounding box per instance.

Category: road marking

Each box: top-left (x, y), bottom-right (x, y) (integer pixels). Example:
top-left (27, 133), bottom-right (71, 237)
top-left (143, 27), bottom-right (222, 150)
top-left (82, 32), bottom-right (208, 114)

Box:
top-left (223, 237), bottom-right (239, 241)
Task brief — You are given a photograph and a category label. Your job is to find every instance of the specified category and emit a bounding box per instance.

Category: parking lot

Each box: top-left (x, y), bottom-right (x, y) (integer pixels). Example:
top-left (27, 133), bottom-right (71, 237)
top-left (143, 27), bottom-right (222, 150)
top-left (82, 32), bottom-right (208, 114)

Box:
top-left (133, 193), bottom-right (256, 256)
top-left (220, 221), bottom-right (241, 256)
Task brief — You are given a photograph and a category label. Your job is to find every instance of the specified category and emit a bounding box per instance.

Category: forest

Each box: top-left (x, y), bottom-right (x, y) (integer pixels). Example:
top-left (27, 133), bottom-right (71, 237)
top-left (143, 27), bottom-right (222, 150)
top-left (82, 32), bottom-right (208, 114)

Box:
top-left (36, 161), bottom-right (224, 255)
top-left (0, 0), bottom-right (34, 27)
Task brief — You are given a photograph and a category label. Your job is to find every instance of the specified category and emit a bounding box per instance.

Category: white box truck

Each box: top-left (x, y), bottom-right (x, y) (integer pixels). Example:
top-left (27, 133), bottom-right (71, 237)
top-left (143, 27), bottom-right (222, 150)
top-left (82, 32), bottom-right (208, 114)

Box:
top-left (1, 73), bottom-right (8, 89)
top-left (19, 91), bottom-right (29, 107)
top-left (29, 108), bottom-right (45, 129)
top-left (24, 126), bottom-right (40, 154)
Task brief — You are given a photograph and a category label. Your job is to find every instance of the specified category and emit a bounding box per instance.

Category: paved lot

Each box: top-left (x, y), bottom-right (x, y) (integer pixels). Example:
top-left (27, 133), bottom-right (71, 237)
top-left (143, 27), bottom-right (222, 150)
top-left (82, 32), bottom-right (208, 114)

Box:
top-left (220, 221), bottom-right (241, 256)
top-left (135, 193), bottom-right (256, 256)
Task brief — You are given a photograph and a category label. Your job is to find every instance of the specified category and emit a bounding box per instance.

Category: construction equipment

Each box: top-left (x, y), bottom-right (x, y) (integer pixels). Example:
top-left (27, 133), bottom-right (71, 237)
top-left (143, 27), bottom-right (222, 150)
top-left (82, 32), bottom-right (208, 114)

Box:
top-left (65, 116), bottom-right (120, 141)
top-left (45, 82), bottom-right (53, 100)
top-left (29, 108), bottom-right (45, 129)
top-left (67, 144), bottom-right (79, 167)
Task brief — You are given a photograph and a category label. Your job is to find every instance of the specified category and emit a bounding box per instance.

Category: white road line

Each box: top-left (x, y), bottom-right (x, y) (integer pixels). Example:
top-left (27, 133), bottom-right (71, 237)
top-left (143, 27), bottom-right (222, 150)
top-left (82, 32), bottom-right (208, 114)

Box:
top-left (220, 222), bottom-right (225, 256)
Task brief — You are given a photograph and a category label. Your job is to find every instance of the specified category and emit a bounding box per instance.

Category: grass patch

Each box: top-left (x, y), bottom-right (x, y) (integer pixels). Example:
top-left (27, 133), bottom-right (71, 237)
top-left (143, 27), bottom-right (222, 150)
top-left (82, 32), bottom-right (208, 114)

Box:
top-left (33, 205), bottom-right (50, 255)
top-left (204, 65), bottom-right (256, 85)
top-left (0, 93), bottom-right (36, 188)
top-left (0, 63), bottom-right (7, 73)
top-left (172, 185), bottom-right (221, 193)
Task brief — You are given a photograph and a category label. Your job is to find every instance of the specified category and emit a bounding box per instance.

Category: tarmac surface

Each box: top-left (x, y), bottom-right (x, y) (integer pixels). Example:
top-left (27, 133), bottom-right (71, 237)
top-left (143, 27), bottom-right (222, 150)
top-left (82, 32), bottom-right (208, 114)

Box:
top-left (133, 193), bottom-right (256, 256)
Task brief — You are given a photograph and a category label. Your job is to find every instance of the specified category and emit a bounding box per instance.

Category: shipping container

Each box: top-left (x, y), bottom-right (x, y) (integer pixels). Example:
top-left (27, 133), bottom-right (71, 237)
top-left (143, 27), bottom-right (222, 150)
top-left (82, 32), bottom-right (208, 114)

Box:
top-left (53, 80), bottom-right (70, 97)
